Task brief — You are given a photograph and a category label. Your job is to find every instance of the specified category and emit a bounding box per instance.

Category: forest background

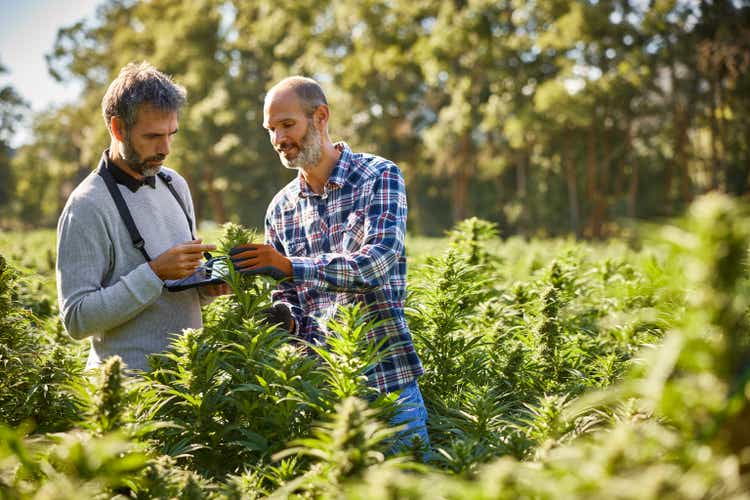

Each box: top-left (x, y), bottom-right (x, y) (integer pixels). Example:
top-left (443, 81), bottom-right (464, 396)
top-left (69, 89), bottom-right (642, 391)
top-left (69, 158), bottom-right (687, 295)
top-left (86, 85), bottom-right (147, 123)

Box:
top-left (0, 0), bottom-right (748, 237)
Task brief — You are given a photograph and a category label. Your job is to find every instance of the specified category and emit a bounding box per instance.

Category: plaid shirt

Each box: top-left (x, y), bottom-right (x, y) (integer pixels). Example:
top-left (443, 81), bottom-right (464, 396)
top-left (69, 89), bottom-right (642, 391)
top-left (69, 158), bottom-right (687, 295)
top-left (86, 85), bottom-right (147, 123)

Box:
top-left (265, 142), bottom-right (424, 393)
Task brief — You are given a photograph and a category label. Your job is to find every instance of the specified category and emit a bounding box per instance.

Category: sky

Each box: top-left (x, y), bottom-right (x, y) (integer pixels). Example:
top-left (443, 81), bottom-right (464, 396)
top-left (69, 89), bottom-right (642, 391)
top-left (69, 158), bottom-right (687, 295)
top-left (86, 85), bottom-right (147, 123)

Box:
top-left (0, 0), bottom-right (102, 145)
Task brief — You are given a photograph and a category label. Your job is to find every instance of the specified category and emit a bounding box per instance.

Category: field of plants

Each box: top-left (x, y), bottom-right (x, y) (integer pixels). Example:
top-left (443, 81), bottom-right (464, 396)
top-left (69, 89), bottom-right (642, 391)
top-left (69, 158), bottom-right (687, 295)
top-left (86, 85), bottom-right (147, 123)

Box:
top-left (1, 193), bottom-right (749, 499)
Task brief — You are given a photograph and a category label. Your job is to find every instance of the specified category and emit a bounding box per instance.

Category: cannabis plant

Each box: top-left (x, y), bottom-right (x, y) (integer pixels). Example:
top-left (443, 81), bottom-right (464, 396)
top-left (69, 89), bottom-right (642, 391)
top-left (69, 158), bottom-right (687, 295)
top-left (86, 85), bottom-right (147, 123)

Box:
top-left (0, 255), bottom-right (84, 432)
top-left (272, 397), bottom-right (408, 497)
top-left (127, 222), bottom-right (324, 478)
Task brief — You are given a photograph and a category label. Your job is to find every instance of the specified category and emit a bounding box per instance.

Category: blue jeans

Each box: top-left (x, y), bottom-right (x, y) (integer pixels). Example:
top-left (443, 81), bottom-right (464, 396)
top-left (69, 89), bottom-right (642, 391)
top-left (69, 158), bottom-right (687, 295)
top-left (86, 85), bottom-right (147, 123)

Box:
top-left (388, 380), bottom-right (431, 458)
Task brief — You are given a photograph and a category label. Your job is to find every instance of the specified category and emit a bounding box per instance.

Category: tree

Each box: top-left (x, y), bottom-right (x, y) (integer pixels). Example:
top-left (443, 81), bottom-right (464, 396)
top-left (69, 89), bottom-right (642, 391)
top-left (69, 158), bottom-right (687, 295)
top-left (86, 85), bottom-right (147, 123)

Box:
top-left (8, 0), bottom-right (750, 236)
top-left (11, 105), bottom-right (89, 226)
top-left (0, 62), bottom-right (28, 221)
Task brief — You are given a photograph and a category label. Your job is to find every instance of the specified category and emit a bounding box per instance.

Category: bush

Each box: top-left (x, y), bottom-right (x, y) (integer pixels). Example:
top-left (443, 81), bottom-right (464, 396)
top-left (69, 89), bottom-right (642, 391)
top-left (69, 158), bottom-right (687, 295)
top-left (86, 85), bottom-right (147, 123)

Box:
top-left (1, 197), bottom-right (750, 497)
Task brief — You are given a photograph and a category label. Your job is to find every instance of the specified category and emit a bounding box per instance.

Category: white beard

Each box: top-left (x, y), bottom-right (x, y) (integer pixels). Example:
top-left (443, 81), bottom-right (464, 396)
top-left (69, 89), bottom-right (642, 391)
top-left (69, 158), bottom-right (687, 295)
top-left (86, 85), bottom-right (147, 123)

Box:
top-left (281, 122), bottom-right (322, 171)
top-left (140, 165), bottom-right (162, 177)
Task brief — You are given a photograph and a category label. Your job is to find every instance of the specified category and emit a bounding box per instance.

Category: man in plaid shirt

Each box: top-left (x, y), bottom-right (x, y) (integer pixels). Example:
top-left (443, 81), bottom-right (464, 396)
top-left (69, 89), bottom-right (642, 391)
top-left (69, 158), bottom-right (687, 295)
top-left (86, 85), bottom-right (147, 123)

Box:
top-left (230, 76), bottom-right (429, 454)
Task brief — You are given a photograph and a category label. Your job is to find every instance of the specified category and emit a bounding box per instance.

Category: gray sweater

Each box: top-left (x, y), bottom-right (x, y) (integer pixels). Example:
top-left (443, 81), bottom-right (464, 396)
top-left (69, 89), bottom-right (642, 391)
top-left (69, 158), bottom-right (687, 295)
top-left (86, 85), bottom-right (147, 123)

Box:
top-left (56, 163), bottom-right (206, 371)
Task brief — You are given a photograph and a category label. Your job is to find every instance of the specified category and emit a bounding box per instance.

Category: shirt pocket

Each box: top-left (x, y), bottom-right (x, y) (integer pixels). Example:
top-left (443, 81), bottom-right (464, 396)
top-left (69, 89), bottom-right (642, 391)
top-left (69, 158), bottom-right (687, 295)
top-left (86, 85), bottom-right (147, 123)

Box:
top-left (284, 236), bottom-right (308, 257)
top-left (343, 209), bottom-right (366, 253)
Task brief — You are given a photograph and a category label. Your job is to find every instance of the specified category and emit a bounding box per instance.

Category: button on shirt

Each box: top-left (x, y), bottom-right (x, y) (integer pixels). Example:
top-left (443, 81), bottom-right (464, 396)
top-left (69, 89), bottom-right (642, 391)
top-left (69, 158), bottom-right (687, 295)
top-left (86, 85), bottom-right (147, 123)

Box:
top-left (265, 142), bottom-right (424, 393)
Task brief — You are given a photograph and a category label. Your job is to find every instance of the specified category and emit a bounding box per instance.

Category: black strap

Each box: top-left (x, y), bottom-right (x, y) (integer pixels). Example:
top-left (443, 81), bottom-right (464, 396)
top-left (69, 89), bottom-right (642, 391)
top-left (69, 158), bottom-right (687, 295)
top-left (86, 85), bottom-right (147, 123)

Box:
top-left (97, 156), bottom-right (195, 262)
top-left (157, 172), bottom-right (195, 239)
top-left (98, 161), bottom-right (152, 262)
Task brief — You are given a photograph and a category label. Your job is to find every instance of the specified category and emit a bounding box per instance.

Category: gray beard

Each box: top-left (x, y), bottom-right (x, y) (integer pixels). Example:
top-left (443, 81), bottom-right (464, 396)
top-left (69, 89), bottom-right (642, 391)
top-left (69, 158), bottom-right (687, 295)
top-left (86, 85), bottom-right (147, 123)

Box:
top-left (281, 123), bottom-right (322, 171)
top-left (121, 136), bottom-right (162, 176)
top-left (139, 164), bottom-right (161, 177)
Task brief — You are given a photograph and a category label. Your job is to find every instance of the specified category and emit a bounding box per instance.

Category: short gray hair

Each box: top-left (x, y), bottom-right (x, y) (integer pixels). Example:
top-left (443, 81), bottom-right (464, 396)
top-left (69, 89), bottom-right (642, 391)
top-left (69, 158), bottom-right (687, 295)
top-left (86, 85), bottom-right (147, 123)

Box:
top-left (267, 76), bottom-right (328, 117)
top-left (101, 61), bottom-right (187, 133)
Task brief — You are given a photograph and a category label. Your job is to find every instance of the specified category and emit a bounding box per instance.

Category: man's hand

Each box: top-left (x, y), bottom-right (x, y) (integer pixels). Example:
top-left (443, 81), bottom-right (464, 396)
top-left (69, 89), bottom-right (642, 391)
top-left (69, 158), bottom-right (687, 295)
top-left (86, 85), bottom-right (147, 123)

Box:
top-left (229, 244), bottom-right (293, 279)
top-left (149, 239), bottom-right (217, 281)
top-left (261, 303), bottom-right (295, 332)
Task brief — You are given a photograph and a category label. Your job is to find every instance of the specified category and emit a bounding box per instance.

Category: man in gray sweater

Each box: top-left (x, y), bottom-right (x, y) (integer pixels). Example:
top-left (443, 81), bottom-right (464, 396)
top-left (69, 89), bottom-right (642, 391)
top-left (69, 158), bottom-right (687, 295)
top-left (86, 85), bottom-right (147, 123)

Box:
top-left (56, 62), bottom-right (222, 372)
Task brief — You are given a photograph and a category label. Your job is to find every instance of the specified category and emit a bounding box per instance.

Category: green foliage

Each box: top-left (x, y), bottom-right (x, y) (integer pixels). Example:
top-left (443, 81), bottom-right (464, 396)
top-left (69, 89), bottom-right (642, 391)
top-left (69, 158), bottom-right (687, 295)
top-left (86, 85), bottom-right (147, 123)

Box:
top-left (215, 221), bottom-right (258, 255)
top-left (130, 223), bottom-right (413, 481)
top-left (6, 0), bottom-right (749, 236)
top-left (311, 304), bottom-right (391, 404)
top-left (406, 219), bottom-right (671, 465)
top-left (447, 217), bottom-right (501, 267)
top-left (273, 397), bottom-right (405, 496)
top-left (0, 254), bottom-right (84, 432)
top-left (0, 230), bottom-right (60, 321)
top-left (0, 63), bottom-right (27, 219)
top-left (408, 250), bottom-right (489, 406)
top-left (133, 320), bottom-right (311, 477)
top-left (0, 424), bottom-right (149, 499)
top-left (92, 357), bottom-right (129, 433)
top-left (3, 204), bottom-right (750, 496)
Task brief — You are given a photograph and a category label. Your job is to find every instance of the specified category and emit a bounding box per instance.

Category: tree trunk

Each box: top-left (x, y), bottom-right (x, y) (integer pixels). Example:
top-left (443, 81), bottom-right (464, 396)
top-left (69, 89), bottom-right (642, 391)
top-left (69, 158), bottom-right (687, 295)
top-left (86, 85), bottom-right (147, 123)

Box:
top-left (717, 75), bottom-right (729, 193)
top-left (598, 120), bottom-right (612, 234)
top-left (210, 190), bottom-right (227, 224)
top-left (201, 167), bottom-right (227, 225)
top-left (669, 62), bottom-right (696, 210)
top-left (628, 160), bottom-right (639, 221)
top-left (613, 112), bottom-right (633, 209)
top-left (563, 138), bottom-right (580, 238)
top-left (665, 64), bottom-right (678, 213)
top-left (516, 149), bottom-right (528, 233)
top-left (680, 74), bottom-right (700, 204)
top-left (451, 136), bottom-right (473, 224)
top-left (664, 160), bottom-right (674, 215)
top-left (709, 75), bottom-right (721, 191)
top-left (586, 124), bottom-right (603, 238)
top-left (621, 117), bottom-right (636, 219)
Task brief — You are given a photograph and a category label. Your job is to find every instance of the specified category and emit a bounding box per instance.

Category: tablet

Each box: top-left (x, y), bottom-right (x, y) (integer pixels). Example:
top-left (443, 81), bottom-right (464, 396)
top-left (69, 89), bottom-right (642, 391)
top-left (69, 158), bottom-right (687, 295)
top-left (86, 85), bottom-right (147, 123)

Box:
top-left (164, 256), bottom-right (229, 292)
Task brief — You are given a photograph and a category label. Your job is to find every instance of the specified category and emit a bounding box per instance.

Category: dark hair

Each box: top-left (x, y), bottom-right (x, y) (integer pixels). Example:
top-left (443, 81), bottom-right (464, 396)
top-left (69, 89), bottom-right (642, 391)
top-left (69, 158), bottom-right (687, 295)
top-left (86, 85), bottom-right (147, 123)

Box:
top-left (101, 61), bottom-right (187, 133)
top-left (268, 76), bottom-right (328, 117)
